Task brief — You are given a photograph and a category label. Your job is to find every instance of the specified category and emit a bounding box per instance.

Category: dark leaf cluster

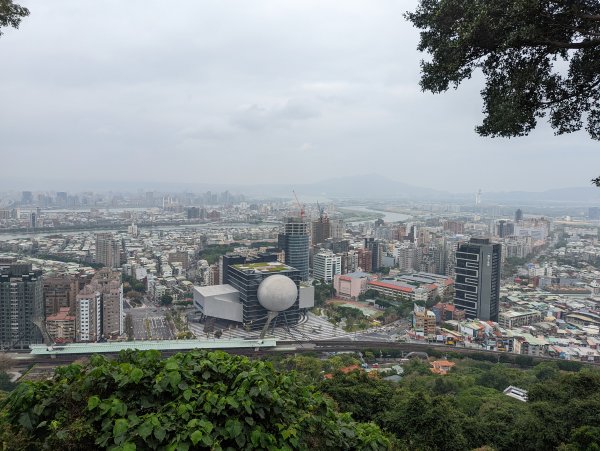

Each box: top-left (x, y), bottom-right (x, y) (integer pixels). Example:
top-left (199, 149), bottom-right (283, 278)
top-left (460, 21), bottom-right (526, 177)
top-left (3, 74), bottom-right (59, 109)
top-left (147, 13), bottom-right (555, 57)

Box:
top-left (406, 0), bottom-right (600, 139)
top-left (0, 0), bottom-right (29, 38)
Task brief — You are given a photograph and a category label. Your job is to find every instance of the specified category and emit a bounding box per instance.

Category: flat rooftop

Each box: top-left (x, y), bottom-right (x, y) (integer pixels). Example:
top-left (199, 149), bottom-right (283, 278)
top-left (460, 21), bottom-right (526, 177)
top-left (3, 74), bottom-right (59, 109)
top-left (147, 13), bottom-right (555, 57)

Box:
top-left (231, 261), bottom-right (294, 273)
top-left (193, 284), bottom-right (239, 296)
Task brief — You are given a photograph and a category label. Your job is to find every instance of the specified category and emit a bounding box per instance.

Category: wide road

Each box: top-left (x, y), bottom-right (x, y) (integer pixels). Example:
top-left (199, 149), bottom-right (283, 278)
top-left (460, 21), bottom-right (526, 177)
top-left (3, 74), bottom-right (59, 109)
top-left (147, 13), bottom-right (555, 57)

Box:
top-left (125, 302), bottom-right (174, 340)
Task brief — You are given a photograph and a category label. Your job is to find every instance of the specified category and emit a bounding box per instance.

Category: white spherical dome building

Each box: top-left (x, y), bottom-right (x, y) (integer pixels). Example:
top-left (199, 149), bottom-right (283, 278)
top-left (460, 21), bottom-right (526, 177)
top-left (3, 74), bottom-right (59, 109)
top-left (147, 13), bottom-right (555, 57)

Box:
top-left (257, 274), bottom-right (298, 312)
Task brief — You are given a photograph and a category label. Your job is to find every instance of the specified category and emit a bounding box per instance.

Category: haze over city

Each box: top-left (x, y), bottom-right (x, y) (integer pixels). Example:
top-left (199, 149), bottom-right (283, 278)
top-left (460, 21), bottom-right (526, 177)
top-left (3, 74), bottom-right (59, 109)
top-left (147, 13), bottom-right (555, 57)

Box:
top-left (1, 0), bottom-right (598, 193)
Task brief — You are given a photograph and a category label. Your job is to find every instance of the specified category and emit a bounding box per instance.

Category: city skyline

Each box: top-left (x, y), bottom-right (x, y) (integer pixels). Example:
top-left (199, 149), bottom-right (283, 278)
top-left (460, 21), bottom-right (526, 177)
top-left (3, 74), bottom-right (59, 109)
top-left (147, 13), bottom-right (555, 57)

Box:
top-left (1, 0), bottom-right (599, 193)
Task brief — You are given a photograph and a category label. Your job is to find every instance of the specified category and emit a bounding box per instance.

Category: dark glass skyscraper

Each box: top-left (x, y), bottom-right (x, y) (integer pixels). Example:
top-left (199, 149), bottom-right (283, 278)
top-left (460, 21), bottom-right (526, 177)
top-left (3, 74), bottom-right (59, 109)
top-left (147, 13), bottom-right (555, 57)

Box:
top-left (278, 217), bottom-right (309, 281)
top-left (454, 238), bottom-right (501, 321)
top-left (515, 208), bottom-right (523, 222)
top-left (227, 262), bottom-right (301, 331)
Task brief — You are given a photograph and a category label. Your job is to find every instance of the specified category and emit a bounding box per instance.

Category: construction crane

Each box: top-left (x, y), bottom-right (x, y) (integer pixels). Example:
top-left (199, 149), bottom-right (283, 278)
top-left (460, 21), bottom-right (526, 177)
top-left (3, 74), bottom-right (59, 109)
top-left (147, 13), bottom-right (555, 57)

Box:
top-left (292, 190), bottom-right (305, 219)
top-left (316, 201), bottom-right (326, 221)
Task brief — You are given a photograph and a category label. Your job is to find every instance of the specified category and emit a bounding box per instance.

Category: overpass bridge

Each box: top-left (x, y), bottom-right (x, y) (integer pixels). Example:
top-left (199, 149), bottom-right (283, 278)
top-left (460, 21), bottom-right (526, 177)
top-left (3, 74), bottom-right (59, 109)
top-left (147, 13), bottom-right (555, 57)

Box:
top-left (13, 338), bottom-right (599, 368)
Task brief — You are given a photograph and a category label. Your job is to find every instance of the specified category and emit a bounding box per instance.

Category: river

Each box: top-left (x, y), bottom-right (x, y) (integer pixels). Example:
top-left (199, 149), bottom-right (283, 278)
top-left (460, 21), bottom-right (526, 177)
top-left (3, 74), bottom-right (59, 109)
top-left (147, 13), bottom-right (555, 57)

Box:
top-left (342, 206), bottom-right (412, 223)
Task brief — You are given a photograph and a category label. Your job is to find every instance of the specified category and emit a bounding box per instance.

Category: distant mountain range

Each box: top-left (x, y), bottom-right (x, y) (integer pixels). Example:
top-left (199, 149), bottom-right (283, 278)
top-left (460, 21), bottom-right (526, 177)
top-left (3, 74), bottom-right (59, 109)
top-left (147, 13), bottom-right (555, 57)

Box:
top-left (229, 175), bottom-right (600, 204)
top-left (2, 174), bottom-right (599, 204)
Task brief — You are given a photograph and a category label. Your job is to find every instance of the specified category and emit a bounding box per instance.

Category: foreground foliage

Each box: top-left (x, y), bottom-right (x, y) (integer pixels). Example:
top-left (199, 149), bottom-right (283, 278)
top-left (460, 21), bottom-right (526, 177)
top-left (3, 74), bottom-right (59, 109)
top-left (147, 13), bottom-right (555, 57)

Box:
top-left (0, 350), bottom-right (391, 450)
top-left (313, 357), bottom-right (600, 451)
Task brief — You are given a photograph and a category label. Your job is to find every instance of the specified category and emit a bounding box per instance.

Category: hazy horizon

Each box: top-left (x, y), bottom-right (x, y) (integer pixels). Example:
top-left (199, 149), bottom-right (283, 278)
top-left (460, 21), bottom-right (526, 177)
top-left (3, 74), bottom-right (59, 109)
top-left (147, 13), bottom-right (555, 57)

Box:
top-left (1, 0), bottom-right (599, 193)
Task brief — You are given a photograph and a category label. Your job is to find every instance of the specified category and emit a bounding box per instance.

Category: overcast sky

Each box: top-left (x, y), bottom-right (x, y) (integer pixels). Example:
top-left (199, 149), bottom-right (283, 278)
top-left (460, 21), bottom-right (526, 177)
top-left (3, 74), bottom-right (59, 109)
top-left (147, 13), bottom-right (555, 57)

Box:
top-left (1, 0), bottom-right (598, 193)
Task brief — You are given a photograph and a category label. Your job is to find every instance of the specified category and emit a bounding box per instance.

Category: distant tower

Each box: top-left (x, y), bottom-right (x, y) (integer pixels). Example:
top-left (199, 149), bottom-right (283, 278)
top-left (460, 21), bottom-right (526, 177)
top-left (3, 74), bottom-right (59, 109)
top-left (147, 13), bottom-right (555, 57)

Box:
top-left (475, 189), bottom-right (482, 205)
top-left (515, 208), bottom-right (523, 222)
top-left (21, 191), bottom-right (33, 205)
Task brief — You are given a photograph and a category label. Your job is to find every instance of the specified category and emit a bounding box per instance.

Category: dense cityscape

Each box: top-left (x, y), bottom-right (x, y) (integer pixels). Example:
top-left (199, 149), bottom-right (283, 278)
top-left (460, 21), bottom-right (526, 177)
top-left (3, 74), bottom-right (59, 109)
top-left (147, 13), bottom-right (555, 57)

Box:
top-left (2, 188), bottom-right (600, 360)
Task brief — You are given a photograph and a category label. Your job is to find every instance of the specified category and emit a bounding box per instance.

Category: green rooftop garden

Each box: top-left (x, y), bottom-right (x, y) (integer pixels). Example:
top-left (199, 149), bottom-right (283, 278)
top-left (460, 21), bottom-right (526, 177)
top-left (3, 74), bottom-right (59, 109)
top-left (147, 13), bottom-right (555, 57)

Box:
top-left (232, 262), bottom-right (291, 273)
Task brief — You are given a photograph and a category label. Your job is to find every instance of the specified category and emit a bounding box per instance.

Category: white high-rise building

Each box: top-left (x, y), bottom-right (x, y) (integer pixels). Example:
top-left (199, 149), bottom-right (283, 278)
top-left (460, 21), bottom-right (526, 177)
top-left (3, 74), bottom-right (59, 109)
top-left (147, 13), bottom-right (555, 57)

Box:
top-left (76, 287), bottom-right (102, 342)
top-left (313, 250), bottom-right (341, 283)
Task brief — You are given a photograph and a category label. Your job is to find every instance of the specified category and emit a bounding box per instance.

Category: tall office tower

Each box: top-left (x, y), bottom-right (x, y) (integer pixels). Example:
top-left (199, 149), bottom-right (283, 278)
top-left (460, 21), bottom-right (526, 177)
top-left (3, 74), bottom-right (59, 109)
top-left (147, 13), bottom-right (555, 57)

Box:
top-left (145, 191), bottom-right (154, 206)
top-left (364, 238), bottom-right (383, 271)
top-left (21, 191), bottom-right (33, 205)
top-left (0, 263), bottom-right (44, 350)
top-left (311, 217), bottom-right (331, 246)
top-left (313, 250), bottom-right (341, 283)
top-left (515, 208), bottom-right (523, 222)
top-left (277, 217), bottom-right (309, 281)
top-left (496, 220), bottom-right (515, 238)
top-left (95, 233), bottom-right (122, 268)
top-left (227, 262), bottom-right (302, 331)
top-left (43, 275), bottom-right (78, 317)
top-left (186, 207), bottom-right (200, 220)
top-left (454, 237), bottom-right (501, 321)
top-left (56, 191), bottom-right (68, 205)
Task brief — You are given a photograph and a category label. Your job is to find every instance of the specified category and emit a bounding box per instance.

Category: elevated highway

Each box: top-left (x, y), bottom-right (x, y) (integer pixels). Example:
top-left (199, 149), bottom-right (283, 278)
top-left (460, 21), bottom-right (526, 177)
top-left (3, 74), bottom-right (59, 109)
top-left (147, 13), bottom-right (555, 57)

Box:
top-left (12, 338), bottom-right (600, 368)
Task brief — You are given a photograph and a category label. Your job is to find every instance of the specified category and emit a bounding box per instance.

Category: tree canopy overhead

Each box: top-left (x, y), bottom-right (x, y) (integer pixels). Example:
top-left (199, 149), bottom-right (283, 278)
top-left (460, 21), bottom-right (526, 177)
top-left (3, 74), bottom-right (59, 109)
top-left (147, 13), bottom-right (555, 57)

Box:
top-left (406, 0), bottom-right (600, 140)
top-left (0, 0), bottom-right (29, 38)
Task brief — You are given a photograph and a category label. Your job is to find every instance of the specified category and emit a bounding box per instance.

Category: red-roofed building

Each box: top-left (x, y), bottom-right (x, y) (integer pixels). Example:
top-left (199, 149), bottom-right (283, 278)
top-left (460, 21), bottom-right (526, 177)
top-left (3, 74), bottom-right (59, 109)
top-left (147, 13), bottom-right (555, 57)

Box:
top-left (432, 302), bottom-right (465, 323)
top-left (333, 272), bottom-right (371, 300)
top-left (430, 360), bottom-right (455, 375)
top-left (46, 307), bottom-right (76, 343)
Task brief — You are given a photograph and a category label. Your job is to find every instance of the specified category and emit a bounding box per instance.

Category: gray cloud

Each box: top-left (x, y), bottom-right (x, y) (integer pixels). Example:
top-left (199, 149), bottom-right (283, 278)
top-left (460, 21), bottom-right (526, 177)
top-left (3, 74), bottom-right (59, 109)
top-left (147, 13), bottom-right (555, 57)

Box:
top-left (0, 0), bottom-right (598, 193)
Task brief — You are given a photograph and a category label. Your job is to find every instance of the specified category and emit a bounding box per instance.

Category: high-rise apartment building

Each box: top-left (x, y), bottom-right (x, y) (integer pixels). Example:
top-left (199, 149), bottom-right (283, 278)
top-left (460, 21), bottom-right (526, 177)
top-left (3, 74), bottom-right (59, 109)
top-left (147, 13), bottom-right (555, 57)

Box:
top-left (357, 248), bottom-right (373, 272)
top-left (278, 217), bottom-right (309, 281)
top-left (454, 237), bottom-right (501, 321)
top-left (0, 263), bottom-right (44, 350)
top-left (313, 250), bottom-right (341, 283)
top-left (496, 220), bottom-right (515, 238)
top-left (75, 269), bottom-right (123, 341)
top-left (94, 269), bottom-right (124, 337)
top-left (43, 275), bottom-right (79, 317)
top-left (95, 233), bottom-right (122, 268)
top-left (76, 284), bottom-right (102, 342)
